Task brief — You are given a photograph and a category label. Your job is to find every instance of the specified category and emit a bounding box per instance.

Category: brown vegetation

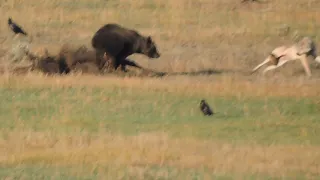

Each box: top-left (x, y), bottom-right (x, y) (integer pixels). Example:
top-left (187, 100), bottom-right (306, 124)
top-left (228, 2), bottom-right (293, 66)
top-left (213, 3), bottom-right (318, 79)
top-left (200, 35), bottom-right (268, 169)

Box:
top-left (1, 0), bottom-right (320, 178)
top-left (73, 62), bottom-right (101, 75)
top-left (1, 131), bottom-right (320, 177)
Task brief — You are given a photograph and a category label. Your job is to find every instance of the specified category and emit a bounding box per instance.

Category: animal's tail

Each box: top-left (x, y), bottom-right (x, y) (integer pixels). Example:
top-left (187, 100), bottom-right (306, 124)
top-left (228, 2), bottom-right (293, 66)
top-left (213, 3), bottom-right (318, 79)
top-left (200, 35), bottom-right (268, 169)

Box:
top-left (21, 30), bottom-right (28, 36)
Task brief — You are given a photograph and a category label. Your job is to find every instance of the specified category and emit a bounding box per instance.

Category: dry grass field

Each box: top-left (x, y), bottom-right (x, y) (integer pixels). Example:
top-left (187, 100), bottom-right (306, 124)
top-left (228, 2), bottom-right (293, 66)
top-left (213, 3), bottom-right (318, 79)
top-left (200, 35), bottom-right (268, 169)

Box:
top-left (1, 0), bottom-right (320, 179)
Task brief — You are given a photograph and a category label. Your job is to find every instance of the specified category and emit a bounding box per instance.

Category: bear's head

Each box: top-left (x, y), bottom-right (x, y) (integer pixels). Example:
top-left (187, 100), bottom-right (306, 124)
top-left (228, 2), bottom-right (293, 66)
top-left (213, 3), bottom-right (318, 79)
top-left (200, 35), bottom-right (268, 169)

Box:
top-left (141, 36), bottom-right (160, 59)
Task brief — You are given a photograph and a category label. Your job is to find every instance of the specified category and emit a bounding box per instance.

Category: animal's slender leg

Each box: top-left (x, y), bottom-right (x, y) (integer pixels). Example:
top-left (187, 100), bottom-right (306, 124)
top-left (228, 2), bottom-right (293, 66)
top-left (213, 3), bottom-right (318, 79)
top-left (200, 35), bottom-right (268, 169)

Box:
top-left (262, 65), bottom-right (277, 75)
top-left (122, 59), bottom-right (142, 69)
top-left (120, 60), bottom-right (128, 72)
top-left (299, 54), bottom-right (312, 77)
top-left (115, 57), bottom-right (128, 72)
top-left (262, 58), bottom-right (289, 75)
top-left (252, 56), bottom-right (271, 73)
top-left (113, 59), bottom-right (123, 72)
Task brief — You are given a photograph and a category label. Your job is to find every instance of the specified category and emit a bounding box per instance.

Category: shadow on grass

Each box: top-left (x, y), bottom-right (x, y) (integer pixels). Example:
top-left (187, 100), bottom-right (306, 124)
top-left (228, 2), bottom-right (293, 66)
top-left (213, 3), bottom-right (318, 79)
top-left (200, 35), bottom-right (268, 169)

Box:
top-left (123, 59), bottom-right (227, 77)
top-left (123, 58), bottom-right (253, 78)
top-left (167, 69), bottom-right (223, 76)
top-left (0, 56), bottom-right (252, 78)
top-left (145, 68), bottom-right (253, 78)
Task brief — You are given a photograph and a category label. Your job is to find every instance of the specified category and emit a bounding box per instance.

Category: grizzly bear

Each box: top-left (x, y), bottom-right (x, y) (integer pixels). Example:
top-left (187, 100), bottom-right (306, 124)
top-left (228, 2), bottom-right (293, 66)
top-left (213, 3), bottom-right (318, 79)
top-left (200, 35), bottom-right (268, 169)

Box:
top-left (91, 23), bottom-right (161, 72)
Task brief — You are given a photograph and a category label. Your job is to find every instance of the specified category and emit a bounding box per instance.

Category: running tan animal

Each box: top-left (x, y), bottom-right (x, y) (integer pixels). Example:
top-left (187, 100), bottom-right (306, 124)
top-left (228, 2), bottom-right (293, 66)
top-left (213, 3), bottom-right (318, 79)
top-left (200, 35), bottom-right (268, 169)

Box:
top-left (252, 37), bottom-right (319, 77)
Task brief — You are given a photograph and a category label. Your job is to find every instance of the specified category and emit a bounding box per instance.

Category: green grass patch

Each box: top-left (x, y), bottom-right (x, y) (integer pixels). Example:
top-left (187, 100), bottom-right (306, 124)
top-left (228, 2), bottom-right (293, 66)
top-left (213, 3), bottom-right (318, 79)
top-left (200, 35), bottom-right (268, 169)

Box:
top-left (0, 164), bottom-right (313, 180)
top-left (0, 86), bottom-right (319, 145)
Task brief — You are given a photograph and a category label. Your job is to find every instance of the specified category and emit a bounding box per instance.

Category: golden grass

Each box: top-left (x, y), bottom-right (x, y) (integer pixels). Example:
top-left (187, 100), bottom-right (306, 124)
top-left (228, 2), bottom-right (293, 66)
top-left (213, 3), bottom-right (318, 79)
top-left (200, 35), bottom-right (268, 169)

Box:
top-left (1, 0), bottom-right (320, 73)
top-left (0, 73), bottom-right (320, 98)
top-left (0, 131), bottom-right (319, 177)
top-left (1, 0), bottom-right (320, 178)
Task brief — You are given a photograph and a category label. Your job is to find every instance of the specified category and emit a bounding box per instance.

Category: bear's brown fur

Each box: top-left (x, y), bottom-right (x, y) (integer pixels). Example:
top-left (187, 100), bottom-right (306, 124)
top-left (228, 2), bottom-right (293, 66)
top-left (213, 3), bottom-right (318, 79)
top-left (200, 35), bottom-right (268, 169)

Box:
top-left (91, 23), bottom-right (161, 72)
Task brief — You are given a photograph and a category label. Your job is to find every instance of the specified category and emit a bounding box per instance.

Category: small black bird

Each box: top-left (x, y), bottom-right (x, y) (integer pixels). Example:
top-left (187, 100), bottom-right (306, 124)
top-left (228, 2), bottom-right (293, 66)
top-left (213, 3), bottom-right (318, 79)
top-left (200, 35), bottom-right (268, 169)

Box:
top-left (8, 17), bottom-right (28, 36)
top-left (200, 99), bottom-right (214, 116)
